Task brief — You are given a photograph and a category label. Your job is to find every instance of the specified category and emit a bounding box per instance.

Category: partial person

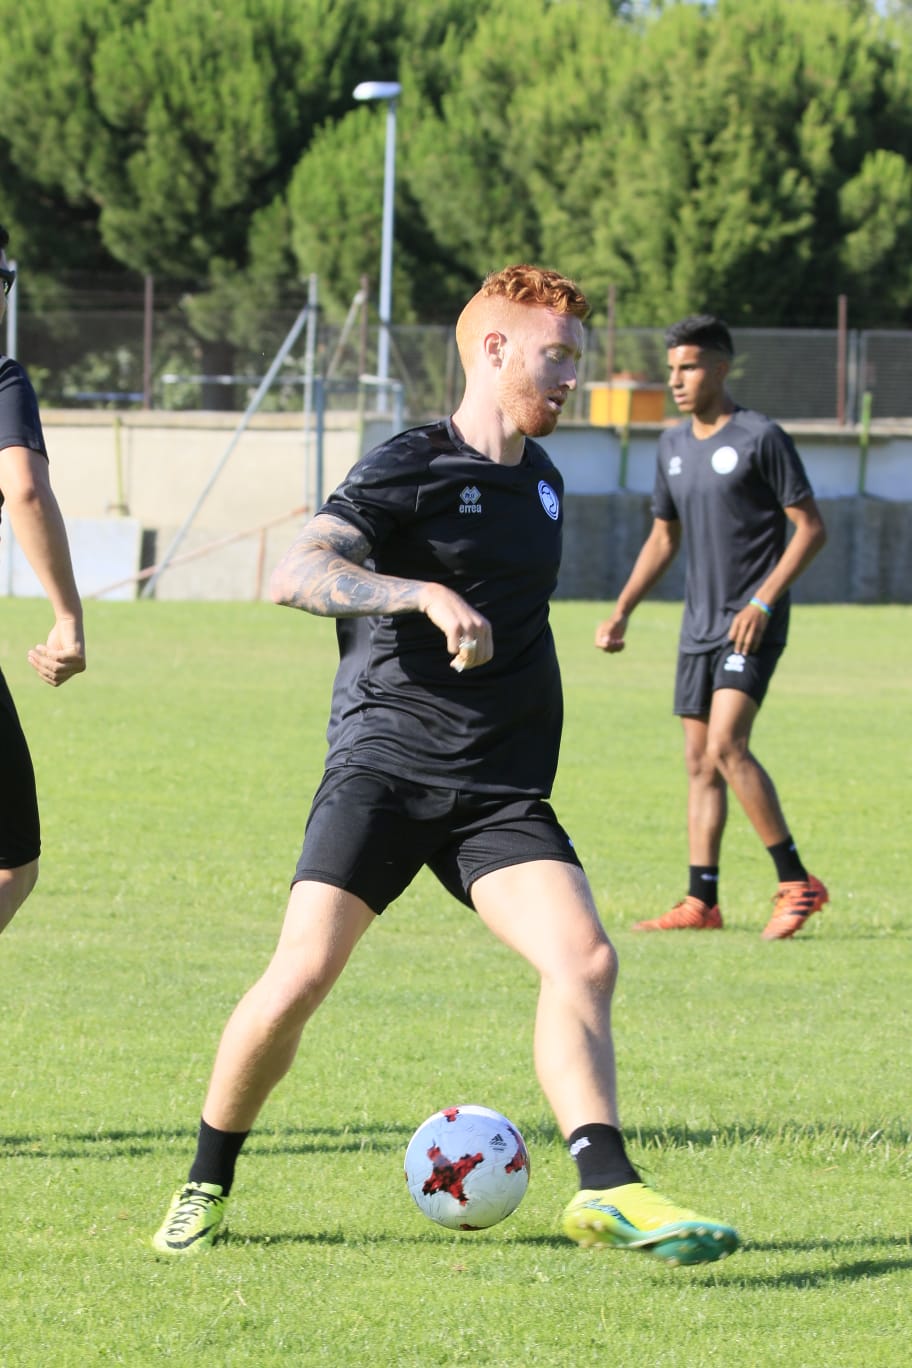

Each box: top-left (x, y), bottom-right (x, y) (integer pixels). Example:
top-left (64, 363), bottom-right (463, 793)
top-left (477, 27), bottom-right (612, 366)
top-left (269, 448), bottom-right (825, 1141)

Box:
top-left (0, 224), bottom-right (86, 936)
top-left (595, 315), bottom-right (827, 939)
top-left (153, 267), bottom-right (739, 1265)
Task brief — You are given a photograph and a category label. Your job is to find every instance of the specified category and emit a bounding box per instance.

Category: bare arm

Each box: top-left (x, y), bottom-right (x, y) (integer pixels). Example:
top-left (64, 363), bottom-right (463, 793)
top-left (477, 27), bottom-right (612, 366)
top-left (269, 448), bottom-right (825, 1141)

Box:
top-left (269, 512), bottom-right (493, 670)
top-left (0, 446), bottom-right (85, 686)
top-left (594, 517), bottom-right (681, 653)
top-left (729, 496), bottom-right (827, 655)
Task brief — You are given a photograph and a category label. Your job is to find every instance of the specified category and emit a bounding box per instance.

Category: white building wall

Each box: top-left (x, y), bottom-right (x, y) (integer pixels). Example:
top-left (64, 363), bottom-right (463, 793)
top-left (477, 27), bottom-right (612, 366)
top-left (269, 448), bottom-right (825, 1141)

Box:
top-left (1, 412), bottom-right (910, 600)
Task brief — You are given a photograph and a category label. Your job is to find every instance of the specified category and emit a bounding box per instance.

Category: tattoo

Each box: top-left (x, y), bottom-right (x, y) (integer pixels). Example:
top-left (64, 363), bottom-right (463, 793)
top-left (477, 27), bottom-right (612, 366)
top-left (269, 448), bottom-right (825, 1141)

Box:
top-left (271, 513), bottom-right (425, 617)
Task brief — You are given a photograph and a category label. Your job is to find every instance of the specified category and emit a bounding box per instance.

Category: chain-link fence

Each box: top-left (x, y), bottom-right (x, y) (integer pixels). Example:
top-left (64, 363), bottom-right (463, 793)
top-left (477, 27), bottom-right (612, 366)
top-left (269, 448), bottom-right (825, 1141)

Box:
top-left (4, 276), bottom-right (909, 424)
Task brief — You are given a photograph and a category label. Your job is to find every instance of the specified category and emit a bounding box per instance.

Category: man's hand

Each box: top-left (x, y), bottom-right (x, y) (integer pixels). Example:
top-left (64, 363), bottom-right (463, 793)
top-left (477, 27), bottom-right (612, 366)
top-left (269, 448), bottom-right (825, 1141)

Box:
top-left (418, 583), bottom-right (493, 672)
top-left (28, 617), bottom-right (86, 687)
top-left (728, 601), bottom-right (769, 656)
top-left (594, 609), bottom-right (628, 654)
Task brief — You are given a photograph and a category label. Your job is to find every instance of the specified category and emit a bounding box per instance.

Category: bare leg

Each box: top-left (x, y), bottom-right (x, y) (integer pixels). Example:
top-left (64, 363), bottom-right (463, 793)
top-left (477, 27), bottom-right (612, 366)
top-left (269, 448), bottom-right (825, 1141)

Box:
top-left (201, 882), bottom-right (376, 1133)
top-left (477, 867), bottom-right (742, 1261)
top-left (704, 689), bottom-right (789, 847)
top-left (0, 859), bottom-right (39, 935)
top-left (471, 861), bottom-right (619, 1136)
top-left (681, 715), bottom-right (727, 865)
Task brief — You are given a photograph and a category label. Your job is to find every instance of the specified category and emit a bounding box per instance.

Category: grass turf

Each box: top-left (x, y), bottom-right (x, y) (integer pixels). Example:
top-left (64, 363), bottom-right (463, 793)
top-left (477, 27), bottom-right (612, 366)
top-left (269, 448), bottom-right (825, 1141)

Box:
top-left (0, 599), bottom-right (909, 1366)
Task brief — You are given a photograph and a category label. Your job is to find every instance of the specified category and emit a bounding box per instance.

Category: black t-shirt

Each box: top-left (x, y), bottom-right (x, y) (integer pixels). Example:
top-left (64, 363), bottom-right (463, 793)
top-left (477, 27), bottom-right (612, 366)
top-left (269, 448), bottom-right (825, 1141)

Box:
top-left (316, 419), bottom-right (565, 796)
top-left (0, 354), bottom-right (48, 527)
top-left (652, 408), bottom-right (813, 651)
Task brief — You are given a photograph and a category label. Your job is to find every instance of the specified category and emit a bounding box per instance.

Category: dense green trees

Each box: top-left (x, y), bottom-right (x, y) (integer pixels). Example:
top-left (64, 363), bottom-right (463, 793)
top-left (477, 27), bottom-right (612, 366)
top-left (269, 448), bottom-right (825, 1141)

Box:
top-left (579, 0), bottom-right (912, 324)
top-left (2, 0), bottom-right (911, 347)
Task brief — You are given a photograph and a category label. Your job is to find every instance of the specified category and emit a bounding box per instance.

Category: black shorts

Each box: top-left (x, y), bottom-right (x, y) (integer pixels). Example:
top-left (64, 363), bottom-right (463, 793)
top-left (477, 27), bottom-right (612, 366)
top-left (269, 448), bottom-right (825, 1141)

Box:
top-left (292, 766), bottom-right (583, 914)
top-left (0, 665), bottom-right (41, 868)
top-left (674, 640), bottom-right (785, 717)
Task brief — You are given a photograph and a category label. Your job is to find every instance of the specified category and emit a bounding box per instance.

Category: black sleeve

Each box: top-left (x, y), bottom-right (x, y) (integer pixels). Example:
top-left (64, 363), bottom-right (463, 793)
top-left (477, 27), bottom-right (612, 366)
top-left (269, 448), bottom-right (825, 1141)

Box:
top-left (0, 359), bottom-right (47, 459)
top-left (758, 422), bottom-right (813, 508)
top-left (319, 444), bottom-right (423, 549)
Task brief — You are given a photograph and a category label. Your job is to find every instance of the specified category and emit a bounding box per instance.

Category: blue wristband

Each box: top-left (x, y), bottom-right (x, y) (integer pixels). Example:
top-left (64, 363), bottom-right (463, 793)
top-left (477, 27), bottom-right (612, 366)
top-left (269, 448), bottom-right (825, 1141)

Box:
top-left (749, 596), bottom-right (772, 616)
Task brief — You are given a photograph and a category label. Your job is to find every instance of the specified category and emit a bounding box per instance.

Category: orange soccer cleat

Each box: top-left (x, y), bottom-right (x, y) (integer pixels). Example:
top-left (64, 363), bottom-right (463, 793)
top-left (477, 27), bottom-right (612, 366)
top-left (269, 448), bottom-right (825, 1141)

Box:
top-left (632, 896), bottom-right (723, 932)
top-left (761, 874), bottom-right (829, 941)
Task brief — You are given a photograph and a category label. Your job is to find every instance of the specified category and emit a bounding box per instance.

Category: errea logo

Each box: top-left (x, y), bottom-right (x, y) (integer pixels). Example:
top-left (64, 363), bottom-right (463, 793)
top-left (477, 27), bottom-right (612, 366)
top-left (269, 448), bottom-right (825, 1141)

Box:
top-left (669, 455), bottom-right (683, 477)
top-left (460, 484), bottom-right (482, 514)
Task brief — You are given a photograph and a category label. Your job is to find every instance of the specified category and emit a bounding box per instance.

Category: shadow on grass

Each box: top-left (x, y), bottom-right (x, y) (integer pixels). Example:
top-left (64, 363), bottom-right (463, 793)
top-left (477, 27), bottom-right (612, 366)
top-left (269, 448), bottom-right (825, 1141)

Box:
top-left (188, 1229), bottom-right (912, 1286)
top-left (2, 1117), bottom-right (908, 1161)
top-left (724, 1234), bottom-right (912, 1288)
top-left (226, 1229), bottom-right (569, 1250)
top-left (5, 1124), bottom-right (907, 1284)
top-left (627, 1118), bottom-right (911, 1156)
top-left (0, 1122), bottom-right (416, 1161)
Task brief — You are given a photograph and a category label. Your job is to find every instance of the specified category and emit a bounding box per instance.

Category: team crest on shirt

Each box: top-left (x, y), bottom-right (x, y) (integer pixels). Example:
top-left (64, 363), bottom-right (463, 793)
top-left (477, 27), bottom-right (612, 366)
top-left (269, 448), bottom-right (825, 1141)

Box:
top-left (711, 445), bottom-right (738, 475)
top-left (538, 480), bottom-right (560, 520)
top-left (459, 484), bottom-right (482, 514)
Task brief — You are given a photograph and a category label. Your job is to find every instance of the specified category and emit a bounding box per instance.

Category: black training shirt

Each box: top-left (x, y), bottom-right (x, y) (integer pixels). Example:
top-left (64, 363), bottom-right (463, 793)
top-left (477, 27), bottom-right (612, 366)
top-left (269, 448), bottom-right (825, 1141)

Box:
top-left (652, 408), bottom-right (813, 651)
top-left (0, 354), bottom-right (48, 527)
top-left (317, 419), bottom-right (565, 796)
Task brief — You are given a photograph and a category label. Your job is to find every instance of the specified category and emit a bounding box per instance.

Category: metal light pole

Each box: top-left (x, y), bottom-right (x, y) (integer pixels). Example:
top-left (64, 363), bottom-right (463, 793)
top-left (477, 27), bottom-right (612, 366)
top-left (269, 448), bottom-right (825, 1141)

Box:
top-left (353, 80), bottom-right (401, 411)
top-left (5, 257), bottom-right (18, 358)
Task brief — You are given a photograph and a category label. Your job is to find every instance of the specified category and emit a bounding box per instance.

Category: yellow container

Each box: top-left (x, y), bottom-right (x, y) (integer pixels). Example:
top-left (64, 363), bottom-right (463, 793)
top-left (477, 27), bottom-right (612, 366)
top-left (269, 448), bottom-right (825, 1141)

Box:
top-left (588, 379), bottom-right (666, 426)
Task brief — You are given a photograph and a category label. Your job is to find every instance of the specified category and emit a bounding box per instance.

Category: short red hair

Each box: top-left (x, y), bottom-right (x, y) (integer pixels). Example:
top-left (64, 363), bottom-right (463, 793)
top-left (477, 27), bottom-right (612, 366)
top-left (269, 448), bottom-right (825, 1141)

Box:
top-left (478, 264), bottom-right (590, 320)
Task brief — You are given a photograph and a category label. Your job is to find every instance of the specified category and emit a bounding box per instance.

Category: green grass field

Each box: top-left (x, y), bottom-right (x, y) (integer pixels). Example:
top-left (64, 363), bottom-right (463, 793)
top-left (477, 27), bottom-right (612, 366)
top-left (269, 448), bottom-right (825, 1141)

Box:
top-left (1, 599), bottom-right (909, 1367)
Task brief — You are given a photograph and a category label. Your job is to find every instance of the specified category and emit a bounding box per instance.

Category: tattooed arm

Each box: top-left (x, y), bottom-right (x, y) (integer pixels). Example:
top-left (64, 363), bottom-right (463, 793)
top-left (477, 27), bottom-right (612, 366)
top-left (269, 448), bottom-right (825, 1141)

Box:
top-left (269, 513), bottom-right (493, 669)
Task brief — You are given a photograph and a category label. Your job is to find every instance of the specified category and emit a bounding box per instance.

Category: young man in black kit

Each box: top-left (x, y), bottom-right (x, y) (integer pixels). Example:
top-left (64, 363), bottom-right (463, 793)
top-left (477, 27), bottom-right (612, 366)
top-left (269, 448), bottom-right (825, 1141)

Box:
top-left (154, 267), bottom-right (739, 1265)
top-left (0, 224), bottom-right (86, 935)
top-left (596, 315), bottom-right (828, 940)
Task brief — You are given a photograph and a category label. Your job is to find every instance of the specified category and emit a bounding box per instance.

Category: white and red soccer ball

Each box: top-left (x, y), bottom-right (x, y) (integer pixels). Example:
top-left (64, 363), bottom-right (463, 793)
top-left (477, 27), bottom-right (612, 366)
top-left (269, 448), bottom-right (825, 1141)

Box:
top-left (404, 1104), bottom-right (530, 1230)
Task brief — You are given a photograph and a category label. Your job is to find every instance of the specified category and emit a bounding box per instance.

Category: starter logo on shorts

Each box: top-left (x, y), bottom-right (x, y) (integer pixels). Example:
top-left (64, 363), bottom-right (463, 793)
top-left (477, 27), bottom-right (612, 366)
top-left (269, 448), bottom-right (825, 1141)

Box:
top-left (538, 480), bottom-right (560, 520)
top-left (459, 484), bottom-right (482, 514)
top-left (724, 651), bottom-right (746, 673)
top-left (712, 445), bottom-right (738, 475)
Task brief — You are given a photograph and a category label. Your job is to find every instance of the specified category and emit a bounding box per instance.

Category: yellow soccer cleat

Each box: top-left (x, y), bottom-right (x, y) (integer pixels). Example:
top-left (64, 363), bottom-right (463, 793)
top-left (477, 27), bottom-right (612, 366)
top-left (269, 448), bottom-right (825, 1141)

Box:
top-left (152, 1181), bottom-right (228, 1256)
top-left (562, 1181), bottom-right (740, 1266)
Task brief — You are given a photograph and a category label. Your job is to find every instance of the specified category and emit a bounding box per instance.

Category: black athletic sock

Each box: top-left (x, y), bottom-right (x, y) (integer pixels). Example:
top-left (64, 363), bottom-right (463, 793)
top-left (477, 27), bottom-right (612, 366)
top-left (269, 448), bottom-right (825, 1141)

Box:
top-left (766, 836), bottom-right (808, 885)
top-left (688, 865), bottom-right (720, 906)
top-left (187, 1117), bottom-right (250, 1195)
top-left (568, 1123), bottom-right (641, 1191)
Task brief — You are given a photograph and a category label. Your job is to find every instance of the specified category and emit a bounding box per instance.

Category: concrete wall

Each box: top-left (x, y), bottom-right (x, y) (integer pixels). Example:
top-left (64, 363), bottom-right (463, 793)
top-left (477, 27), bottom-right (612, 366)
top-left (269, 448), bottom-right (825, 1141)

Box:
top-left (1, 409), bottom-right (364, 601)
top-left (552, 420), bottom-right (912, 602)
top-left (1, 409), bottom-right (910, 601)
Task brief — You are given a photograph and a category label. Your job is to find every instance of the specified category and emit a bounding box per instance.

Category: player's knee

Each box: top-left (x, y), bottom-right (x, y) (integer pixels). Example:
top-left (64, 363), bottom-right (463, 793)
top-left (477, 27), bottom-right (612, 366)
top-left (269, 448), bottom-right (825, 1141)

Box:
top-left (255, 954), bottom-right (339, 1038)
top-left (579, 935), bottom-right (619, 999)
top-left (683, 740), bottom-right (709, 781)
top-left (705, 734), bottom-right (749, 779)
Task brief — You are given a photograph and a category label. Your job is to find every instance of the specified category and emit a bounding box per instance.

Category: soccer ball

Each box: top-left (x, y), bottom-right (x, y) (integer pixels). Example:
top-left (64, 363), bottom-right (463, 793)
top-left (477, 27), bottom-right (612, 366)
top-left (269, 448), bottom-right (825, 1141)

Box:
top-left (404, 1104), bottom-right (530, 1231)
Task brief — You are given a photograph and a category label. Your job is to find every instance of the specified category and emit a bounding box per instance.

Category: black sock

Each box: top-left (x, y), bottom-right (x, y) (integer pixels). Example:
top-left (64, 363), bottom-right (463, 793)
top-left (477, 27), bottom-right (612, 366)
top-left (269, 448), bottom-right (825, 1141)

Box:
top-left (188, 1117), bottom-right (250, 1195)
top-left (568, 1124), bottom-right (641, 1190)
top-left (688, 865), bottom-right (719, 906)
top-left (767, 836), bottom-right (807, 884)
